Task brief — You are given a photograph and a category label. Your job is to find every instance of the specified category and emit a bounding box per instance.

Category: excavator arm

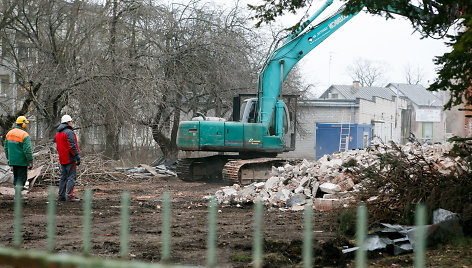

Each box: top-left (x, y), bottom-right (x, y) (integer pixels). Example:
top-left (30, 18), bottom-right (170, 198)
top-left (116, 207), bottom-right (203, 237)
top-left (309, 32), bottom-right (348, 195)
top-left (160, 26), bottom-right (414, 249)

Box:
top-left (256, 0), bottom-right (430, 127)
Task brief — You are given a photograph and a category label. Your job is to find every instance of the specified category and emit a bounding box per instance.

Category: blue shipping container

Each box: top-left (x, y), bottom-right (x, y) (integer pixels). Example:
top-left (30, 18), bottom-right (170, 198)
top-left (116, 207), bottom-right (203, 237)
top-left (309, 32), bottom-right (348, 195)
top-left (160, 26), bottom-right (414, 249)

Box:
top-left (315, 123), bottom-right (372, 160)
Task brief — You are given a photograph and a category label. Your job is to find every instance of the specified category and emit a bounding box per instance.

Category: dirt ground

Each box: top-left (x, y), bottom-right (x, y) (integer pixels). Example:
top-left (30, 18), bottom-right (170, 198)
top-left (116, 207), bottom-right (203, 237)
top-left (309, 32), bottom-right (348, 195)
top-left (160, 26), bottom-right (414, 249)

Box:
top-left (0, 176), bottom-right (345, 267)
top-left (0, 176), bottom-right (471, 267)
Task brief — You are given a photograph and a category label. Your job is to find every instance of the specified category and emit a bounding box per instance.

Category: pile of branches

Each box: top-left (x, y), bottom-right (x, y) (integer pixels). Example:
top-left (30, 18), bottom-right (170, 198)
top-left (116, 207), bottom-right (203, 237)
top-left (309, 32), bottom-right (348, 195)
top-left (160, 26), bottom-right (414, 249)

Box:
top-left (32, 143), bottom-right (130, 186)
top-left (352, 140), bottom-right (472, 234)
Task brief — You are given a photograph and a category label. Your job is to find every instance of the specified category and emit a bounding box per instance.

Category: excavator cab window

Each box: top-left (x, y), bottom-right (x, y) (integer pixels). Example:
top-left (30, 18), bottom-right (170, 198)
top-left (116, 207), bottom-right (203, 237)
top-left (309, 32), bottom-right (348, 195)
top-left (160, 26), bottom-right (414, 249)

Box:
top-left (283, 105), bottom-right (289, 134)
top-left (240, 98), bottom-right (258, 123)
top-left (239, 101), bottom-right (247, 122)
top-left (248, 103), bottom-right (257, 123)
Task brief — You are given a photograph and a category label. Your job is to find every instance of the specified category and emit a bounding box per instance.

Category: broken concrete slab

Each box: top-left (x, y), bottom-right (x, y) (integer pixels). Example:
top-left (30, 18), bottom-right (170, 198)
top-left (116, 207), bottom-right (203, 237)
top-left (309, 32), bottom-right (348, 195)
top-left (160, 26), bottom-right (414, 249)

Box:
top-left (264, 176), bottom-right (280, 190)
top-left (433, 208), bottom-right (460, 224)
top-left (0, 165), bottom-right (12, 184)
top-left (319, 182), bottom-right (341, 194)
top-left (286, 193), bottom-right (306, 207)
top-left (0, 187), bottom-right (15, 195)
top-left (365, 235), bottom-right (388, 251)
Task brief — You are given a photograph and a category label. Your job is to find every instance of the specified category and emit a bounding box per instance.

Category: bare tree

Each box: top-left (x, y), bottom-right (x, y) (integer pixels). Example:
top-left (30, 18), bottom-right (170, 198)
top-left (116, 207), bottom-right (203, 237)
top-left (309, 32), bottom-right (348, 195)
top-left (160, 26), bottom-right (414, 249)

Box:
top-left (1, 0), bottom-right (108, 141)
top-left (0, 0), bottom-right (17, 30)
top-left (1, 0), bottom-right (306, 161)
top-left (130, 1), bottom-right (263, 159)
top-left (404, 62), bottom-right (425, 85)
top-left (347, 58), bottom-right (386, 87)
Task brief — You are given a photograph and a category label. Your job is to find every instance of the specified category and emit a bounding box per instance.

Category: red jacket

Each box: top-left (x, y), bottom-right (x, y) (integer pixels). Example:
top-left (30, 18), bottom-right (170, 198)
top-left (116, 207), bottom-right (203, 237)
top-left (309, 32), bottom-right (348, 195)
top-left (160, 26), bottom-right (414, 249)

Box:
top-left (55, 123), bottom-right (80, 164)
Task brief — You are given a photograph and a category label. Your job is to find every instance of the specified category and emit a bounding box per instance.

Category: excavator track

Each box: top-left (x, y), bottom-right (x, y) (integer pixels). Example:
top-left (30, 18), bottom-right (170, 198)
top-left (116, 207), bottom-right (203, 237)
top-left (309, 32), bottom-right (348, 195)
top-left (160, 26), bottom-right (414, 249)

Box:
top-left (176, 155), bottom-right (233, 182)
top-left (222, 158), bottom-right (294, 185)
top-left (177, 155), bottom-right (300, 185)
top-left (176, 158), bottom-right (198, 182)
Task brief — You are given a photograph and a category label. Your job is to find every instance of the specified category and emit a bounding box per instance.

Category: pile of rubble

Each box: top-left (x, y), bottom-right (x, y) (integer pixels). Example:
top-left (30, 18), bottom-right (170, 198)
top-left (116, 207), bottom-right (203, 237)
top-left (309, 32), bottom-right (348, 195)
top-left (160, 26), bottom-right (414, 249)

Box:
top-left (213, 142), bottom-right (467, 211)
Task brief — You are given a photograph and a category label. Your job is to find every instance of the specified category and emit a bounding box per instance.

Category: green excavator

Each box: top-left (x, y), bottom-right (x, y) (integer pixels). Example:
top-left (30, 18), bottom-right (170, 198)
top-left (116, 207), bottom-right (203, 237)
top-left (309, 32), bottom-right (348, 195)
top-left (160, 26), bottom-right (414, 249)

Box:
top-left (176, 0), bottom-right (429, 185)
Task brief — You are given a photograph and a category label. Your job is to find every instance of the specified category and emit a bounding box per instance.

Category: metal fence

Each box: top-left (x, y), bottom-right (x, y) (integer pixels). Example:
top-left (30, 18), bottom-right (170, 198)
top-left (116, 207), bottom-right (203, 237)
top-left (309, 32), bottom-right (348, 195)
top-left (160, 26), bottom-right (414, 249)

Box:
top-left (0, 185), bottom-right (427, 268)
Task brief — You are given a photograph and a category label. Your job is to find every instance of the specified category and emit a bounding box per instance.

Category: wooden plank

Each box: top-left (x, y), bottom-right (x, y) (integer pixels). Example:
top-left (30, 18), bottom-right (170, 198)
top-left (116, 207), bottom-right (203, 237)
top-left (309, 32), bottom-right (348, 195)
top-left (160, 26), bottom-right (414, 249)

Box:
top-left (139, 164), bottom-right (159, 177)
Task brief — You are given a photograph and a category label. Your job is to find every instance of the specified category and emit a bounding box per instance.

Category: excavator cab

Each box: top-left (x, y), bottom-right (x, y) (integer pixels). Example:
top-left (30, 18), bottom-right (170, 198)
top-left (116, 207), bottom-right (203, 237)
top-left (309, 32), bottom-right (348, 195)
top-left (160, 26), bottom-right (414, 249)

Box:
top-left (234, 94), bottom-right (298, 150)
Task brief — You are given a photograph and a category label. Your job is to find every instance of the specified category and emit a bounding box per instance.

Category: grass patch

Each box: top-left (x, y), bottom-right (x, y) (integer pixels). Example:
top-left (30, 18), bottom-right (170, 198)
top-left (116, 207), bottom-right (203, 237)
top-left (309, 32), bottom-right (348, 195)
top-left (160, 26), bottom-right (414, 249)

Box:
top-left (232, 253), bottom-right (251, 262)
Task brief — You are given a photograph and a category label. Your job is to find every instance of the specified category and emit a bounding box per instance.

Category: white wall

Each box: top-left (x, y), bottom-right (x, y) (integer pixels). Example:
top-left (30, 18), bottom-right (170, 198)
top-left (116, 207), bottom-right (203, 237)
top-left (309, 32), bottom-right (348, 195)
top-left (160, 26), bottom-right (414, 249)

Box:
top-left (410, 106), bottom-right (447, 143)
top-left (358, 97), bottom-right (406, 144)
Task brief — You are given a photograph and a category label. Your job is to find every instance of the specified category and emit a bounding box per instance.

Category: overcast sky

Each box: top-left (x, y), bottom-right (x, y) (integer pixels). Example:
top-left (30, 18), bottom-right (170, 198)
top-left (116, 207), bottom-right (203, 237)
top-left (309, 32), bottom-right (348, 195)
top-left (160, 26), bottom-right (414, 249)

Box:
top-left (278, 1), bottom-right (452, 96)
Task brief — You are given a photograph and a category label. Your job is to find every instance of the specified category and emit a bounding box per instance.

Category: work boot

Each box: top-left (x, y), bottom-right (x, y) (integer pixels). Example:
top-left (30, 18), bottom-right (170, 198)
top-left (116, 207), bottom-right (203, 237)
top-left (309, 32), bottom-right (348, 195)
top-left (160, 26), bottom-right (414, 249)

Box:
top-left (57, 196), bottom-right (66, 202)
top-left (67, 197), bottom-right (81, 202)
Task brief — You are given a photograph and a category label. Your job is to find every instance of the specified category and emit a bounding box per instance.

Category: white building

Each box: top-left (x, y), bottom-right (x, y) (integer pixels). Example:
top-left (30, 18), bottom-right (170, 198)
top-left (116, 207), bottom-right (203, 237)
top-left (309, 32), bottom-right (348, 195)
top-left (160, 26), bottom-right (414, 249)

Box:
top-left (387, 83), bottom-right (445, 143)
top-left (285, 82), bottom-right (446, 159)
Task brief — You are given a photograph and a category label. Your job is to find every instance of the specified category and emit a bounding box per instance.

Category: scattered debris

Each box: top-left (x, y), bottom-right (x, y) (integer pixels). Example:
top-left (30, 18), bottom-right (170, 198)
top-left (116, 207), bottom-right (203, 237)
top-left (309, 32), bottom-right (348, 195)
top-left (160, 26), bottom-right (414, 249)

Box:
top-left (342, 208), bottom-right (463, 256)
top-left (0, 165), bottom-right (12, 184)
top-left (139, 164), bottom-right (160, 177)
top-left (27, 166), bottom-right (43, 190)
top-left (212, 142), bottom-right (467, 212)
top-left (0, 143), bottom-right (176, 192)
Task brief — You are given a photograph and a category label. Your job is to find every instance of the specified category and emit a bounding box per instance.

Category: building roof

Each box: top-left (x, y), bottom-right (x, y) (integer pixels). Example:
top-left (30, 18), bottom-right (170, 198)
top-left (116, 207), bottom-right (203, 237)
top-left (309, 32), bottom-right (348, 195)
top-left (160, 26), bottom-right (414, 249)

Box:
top-left (386, 83), bottom-right (442, 107)
top-left (321, 84), bottom-right (397, 102)
top-left (299, 99), bottom-right (358, 107)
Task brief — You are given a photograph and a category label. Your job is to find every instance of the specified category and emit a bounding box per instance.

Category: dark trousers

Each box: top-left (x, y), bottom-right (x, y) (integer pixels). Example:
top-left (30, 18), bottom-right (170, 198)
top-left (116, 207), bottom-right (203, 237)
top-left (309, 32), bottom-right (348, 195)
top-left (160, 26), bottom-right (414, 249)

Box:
top-left (12, 166), bottom-right (28, 193)
top-left (58, 163), bottom-right (76, 199)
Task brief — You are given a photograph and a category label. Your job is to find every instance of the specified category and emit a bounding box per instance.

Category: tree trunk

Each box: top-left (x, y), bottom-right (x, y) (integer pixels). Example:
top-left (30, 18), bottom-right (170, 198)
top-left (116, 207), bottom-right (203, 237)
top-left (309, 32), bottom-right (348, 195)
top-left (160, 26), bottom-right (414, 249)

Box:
top-left (102, 0), bottom-right (121, 160)
top-left (150, 98), bottom-right (180, 160)
top-left (104, 122), bottom-right (120, 160)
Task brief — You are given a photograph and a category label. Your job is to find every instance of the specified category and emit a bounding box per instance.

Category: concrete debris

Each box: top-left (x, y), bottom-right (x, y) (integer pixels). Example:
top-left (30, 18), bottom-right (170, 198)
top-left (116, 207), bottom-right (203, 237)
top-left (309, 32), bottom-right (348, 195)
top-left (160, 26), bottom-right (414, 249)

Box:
top-left (0, 165), bottom-right (13, 184)
top-left (319, 182), bottom-right (341, 194)
top-left (0, 166), bottom-right (43, 195)
top-left (212, 142), bottom-right (466, 211)
top-left (116, 163), bottom-right (177, 178)
top-left (342, 208), bottom-right (462, 256)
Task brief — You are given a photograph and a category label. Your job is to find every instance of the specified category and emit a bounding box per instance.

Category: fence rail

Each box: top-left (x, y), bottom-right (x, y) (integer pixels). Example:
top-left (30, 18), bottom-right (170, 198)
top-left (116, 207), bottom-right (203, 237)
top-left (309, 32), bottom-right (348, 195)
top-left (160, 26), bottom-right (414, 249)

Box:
top-left (0, 185), bottom-right (427, 267)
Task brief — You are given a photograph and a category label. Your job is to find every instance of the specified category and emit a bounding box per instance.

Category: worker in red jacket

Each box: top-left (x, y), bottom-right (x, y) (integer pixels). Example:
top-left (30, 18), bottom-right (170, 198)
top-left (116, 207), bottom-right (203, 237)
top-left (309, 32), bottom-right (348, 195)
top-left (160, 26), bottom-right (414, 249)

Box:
top-left (55, 115), bottom-right (80, 202)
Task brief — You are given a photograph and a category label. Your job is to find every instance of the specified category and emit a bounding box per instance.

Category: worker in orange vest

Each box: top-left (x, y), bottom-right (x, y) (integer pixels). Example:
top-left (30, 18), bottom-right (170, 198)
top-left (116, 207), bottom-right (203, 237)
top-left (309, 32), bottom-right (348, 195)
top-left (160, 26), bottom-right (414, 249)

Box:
top-left (4, 116), bottom-right (33, 200)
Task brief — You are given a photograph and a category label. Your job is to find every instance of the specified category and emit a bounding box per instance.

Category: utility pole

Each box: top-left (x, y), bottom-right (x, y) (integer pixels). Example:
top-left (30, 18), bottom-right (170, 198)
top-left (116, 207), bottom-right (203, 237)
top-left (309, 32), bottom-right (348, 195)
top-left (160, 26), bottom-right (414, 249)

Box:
top-left (328, 51), bottom-right (334, 85)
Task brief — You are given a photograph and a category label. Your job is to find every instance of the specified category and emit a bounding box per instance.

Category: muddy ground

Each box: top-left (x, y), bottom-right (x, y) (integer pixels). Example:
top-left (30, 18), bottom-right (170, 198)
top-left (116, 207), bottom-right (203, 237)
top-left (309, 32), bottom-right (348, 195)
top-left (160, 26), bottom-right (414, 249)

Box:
top-left (0, 176), bottom-right (471, 267)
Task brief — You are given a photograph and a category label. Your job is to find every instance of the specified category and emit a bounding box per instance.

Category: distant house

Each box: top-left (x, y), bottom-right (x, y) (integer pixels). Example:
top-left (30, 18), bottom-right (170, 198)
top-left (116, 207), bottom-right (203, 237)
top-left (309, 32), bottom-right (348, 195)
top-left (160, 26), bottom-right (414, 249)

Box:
top-left (386, 83), bottom-right (444, 143)
top-left (284, 82), bottom-right (446, 159)
top-left (320, 81), bottom-right (407, 144)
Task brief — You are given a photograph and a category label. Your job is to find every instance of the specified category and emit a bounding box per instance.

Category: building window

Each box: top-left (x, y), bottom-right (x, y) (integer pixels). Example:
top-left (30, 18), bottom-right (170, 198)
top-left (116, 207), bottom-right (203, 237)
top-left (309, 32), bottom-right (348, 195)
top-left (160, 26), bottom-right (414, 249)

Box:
top-left (17, 42), bottom-right (35, 62)
top-left (1, 37), bottom-right (8, 57)
top-left (0, 76), bottom-right (9, 95)
top-left (331, 93), bottom-right (338, 99)
top-left (422, 122), bottom-right (433, 139)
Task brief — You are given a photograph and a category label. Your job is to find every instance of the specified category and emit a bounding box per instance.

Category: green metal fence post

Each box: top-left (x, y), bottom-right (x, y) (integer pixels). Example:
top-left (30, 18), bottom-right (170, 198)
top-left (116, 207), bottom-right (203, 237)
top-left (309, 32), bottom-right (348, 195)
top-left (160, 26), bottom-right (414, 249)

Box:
top-left (253, 201), bottom-right (263, 268)
top-left (13, 185), bottom-right (23, 248)
top-left (356, 204), bottom-right (367, 268)
top-left (161, 192), bottom-right (171, 263)
top-left (207, 197), bottom-right (217, 267)
top-left (414, 204), bottom-right (426, 268)
top-left (120, 190), bottom-right (130, 259)
top-left (83, 188), bottom-right (92, 255)
top-left (47, 186), bottom-right (56, 252)
top-left (303, 204), bottom-right (313, 268)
